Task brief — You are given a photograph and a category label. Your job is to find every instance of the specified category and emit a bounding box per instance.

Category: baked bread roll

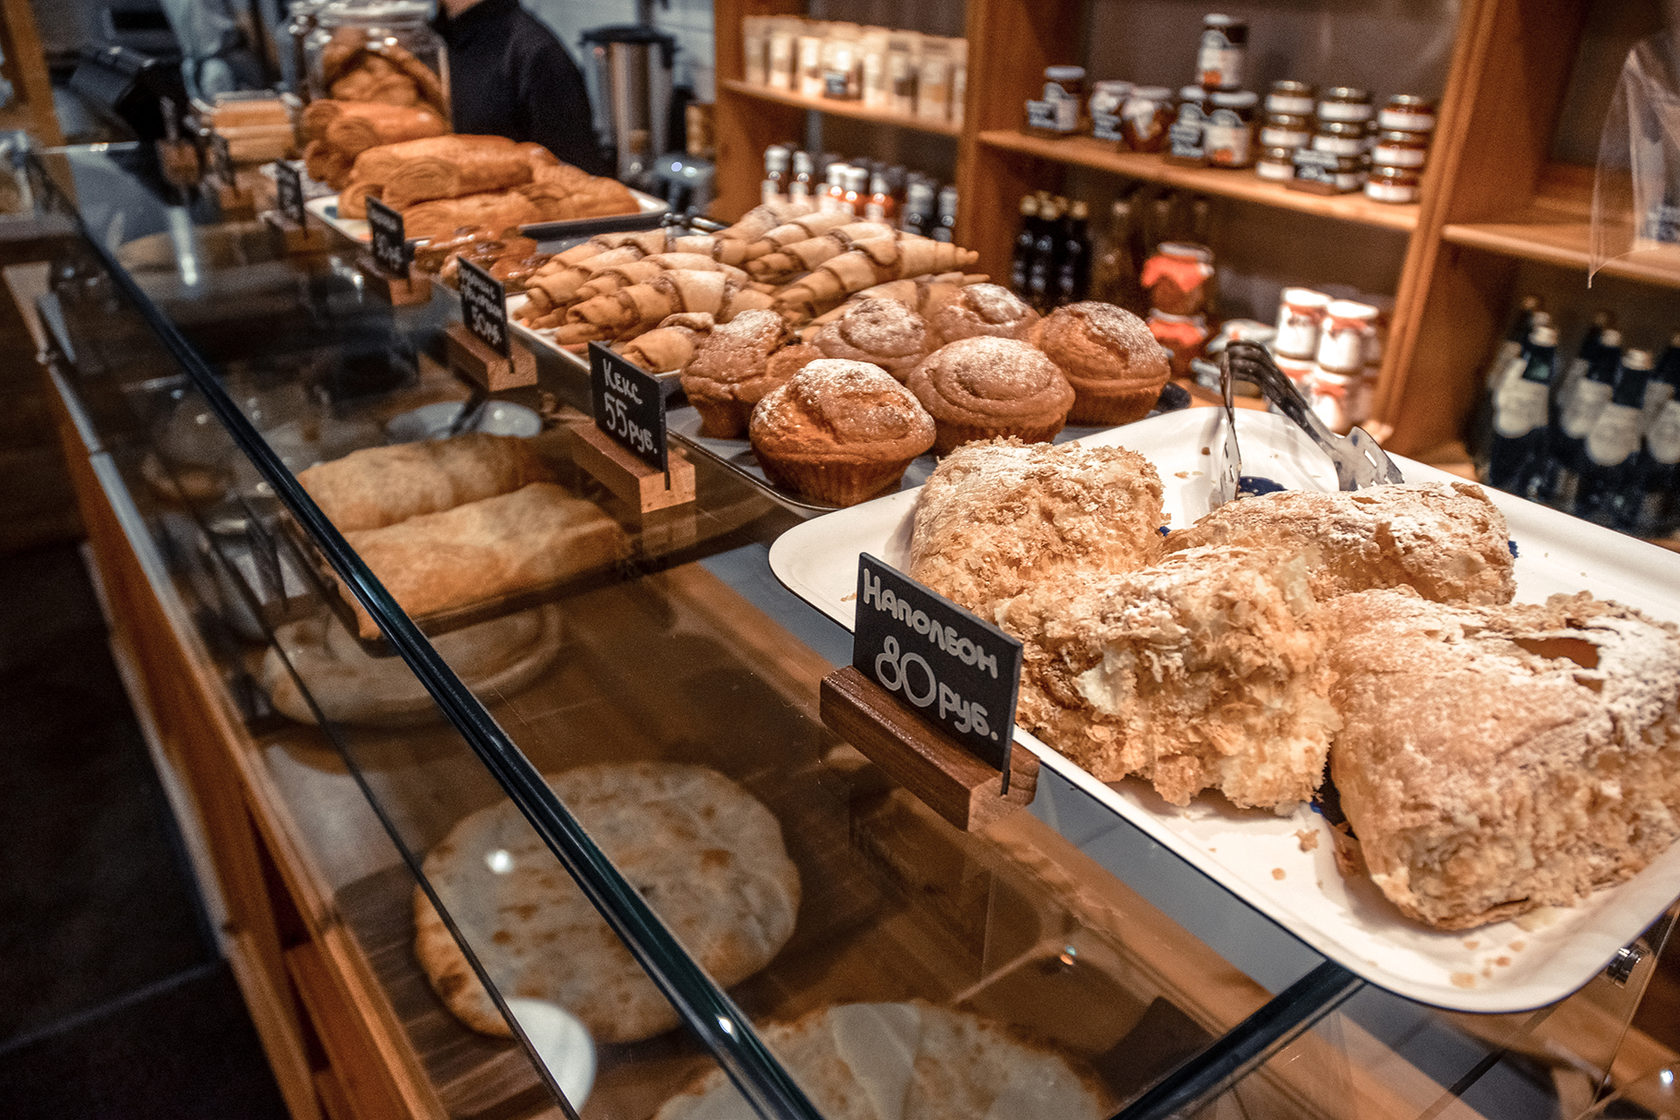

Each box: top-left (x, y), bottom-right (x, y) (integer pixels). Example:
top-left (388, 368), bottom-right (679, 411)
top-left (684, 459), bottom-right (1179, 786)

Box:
top-left (926, 282), bottom-right (1041, 345)
top-left (342, 483), bottom-right (625, 639)
top-left (298, 432), bottom-right (544, 533)
top-left (300, 100), bottom-right (447, 188)
top-left (654, 1002), bottom-right (1106, 1120)
top-left (1327, 589), bottom-right (1680, 930)
top-left (679, 308), bottom-right (797, 437)
top-left (909, 438), bottom-right (1164, 619)
top-left (340, 135), bottom-right (528, 216)
top-left (1032, 302), bottom-right (1170, 426)
top-left (906, 337), bottom-right (1075, 453)
top-left (811, 296), bottom-right (934, 381)
top-left (1164, 482), bottom-right (1516, 606)
top-left (749, 360), bottom-right (936, 506)
top-left (401, 190), bottom-right (547, 242)
top-left (416, 763), bottom-right (800, 1042)
top-left (1000, 547), bottom-right (1338, 809)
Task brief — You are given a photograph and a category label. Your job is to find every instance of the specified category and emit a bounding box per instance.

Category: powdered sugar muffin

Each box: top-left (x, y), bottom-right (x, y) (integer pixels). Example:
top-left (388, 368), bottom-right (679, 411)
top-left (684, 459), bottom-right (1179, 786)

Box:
top-left (906, 337), bottom-right (1075, 453)
top-left (749, 359), bottom-right (936, 506)
top-left (679, 309), bottom-right (796, 437)
top-left (926, 282), bottom-right (1041, 346)
top-left (1032, 302), bottom-right (1170, 425)
top-left (811, 297), bottom-right (934, 380)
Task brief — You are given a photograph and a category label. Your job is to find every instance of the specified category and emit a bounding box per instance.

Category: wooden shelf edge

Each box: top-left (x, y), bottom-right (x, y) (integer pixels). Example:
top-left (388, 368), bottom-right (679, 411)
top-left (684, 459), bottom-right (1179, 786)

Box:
top-left (1440, 220), bottom-right (1680, 289)
top-left (720, 79), bottom-right (963, 138)
top-left (974, 129), bottom-right (1420, 233)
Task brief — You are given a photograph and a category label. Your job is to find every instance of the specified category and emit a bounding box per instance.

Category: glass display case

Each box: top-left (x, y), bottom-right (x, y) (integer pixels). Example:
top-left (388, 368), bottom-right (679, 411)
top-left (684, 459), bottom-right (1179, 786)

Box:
top-left (23, 141), bottom-right (1679, 1120)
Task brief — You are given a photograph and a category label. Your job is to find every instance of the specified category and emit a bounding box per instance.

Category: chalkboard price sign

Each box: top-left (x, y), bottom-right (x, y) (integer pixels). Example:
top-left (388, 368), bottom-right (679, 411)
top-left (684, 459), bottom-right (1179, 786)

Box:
top-left (365, 196), bottom-right (409, 278)
top-left (274, 159), bottom-right (306, 225)
top-left (588, 342), bottom-right (668, 473)
top-left (457, 257), bottom-right (510, 357)
top-left (851, 554), bottom-right (1024, 788)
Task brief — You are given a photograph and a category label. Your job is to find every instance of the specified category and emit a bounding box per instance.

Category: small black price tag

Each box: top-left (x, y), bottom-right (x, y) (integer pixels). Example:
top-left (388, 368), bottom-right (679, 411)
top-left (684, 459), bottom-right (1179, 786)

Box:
top-left (209, 133), bottom-right (236, 189)
top-left (457, 257), bottom-right (510, 357)
top-left (852, 554), bottom-right (1023, 789)
top-left (365, 196), bottom-right (409, 278)
top-left (588, 342), bottom-right (668, 473)
top-left (274, 159), bottom-right (306, 225)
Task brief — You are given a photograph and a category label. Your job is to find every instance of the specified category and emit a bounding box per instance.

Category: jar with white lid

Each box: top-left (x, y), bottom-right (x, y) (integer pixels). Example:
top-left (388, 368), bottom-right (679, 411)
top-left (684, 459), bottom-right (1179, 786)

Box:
top-left (1274, 286), bottom-right (1331, 360)
top-left (1315, 299), bottom-right (1380, 375)
top-left (1204, 89), bottom-right (1257, 168)
top-left (1120, 86), bottom-right (1175, 152)
top-left (1309, 368), bottom-right (1374, 432)
top-left (307, 0), bottom-right (449, 116)
top-left (1089, 80), bottom-right (1134, 143)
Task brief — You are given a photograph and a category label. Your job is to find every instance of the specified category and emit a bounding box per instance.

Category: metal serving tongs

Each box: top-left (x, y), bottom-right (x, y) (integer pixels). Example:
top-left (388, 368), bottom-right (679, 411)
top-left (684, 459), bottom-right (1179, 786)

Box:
top-left (1212, 339), bottom-right (1404, 506)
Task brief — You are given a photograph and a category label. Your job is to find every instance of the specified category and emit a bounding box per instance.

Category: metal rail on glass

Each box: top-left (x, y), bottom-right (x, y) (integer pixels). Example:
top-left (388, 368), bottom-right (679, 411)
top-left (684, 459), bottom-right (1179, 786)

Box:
top-left (38, 153), bottom-right (825, 1120)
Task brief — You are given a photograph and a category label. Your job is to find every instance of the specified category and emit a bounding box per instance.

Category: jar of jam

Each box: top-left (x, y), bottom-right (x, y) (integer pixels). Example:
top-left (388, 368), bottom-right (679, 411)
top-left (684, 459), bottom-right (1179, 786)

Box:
top-left (1317, 86), bottom-right (1373, 124)
top-left (1026, 65), bottom-right (1088, 136)
top-left (1316, 299), bottom-right (1380, 374)
top-left (1089, 80), bottom-right (1133, 142)
top-left (1148, 309), bottom-right (1210, 376)
top-left (1290, 149), bottom-right (1364, 194)
top-left (1311, 119), bottom-right (1368, 157)
top-left (1197, 14), bottom-right (1248, 91)
top-left (1309, 369), bottom-right (1373, 433)
top-left (1256, 145), bottom-right (1295, 181)
top-left (1274, 286), bottom-right (1331, 360)
top-left (1166, 85), bottom-right (1210, 165)
top-left (1365, 164), bottom-right (1422, 203)
top-left (1371, 130), bottom-right (1428, 168)
top-left (1142, 241), bottom-right (1216, 316)
top-left (1265, 79), bottom-right (1316, 118)
top-left (1259, 113), bottom-right (1313, 150)
top-left (1120, 86), bottom-right (1175, 152)
top-left (1378, 94), bottom-right (1437, 134)
top-left (1204, 89), bottom-right (1257, 168)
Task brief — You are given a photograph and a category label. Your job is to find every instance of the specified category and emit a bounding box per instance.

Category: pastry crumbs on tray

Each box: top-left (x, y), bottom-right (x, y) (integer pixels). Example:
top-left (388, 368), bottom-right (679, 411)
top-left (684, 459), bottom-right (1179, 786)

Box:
top-left (1294, 828), bottom-right (1319, 852)
top-left (1451, 972), bottom-right (1477, 989)
top-left (1496, 956), bottom-right (1511, 967)
top-left (1272, 868), bottom-right (1286, 880)
top-left (1463, 939), bottom-right (1480, 950)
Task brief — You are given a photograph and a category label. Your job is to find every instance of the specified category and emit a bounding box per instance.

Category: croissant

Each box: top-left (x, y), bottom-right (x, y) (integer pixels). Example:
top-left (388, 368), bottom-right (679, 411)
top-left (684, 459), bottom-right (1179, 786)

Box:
top-left (745, 222), bottom-right (901, 282)
top-left (773, 241), bottom-right (981, 322)
top-left (617, 312), bottom-right (716, 372)
top-left (559, 271), bottom-right (775, 342)
top-left (572, 254), bottom-right (747, 302)
top-left (740, 211), bottom-right (859, 260)
top-left (383, 142), bottom-right (536, 208)
top-left (549, 229), bottom-right (673, 270)
top-left (401, 191), bottom-right (548, 242)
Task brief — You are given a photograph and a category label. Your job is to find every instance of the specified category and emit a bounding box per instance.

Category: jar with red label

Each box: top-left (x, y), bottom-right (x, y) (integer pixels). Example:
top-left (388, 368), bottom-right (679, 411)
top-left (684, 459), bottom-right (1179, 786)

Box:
top-left (1196, 14), bottom-right (1248, 91)
top-left (1120, 86), bottom-right (1175, 152)
top-left (1364, 164), bottom-right (1421, 204)
top-left (1204, 90), bottom-right (1257, 168)
top-left (1315, 299), bottom-right (1380, 375)
top-left (1148, 309), bottom-right (1210, 376)
top-left (1371, 129), bottom-right (1428, 168)
top-left (1259, 113), bottom-right (1312, 150)
top-left (1309, 369), bottom-right (1374, 433)
top-left (1274, 286), bottom-right (1331, 360)
top-left (1317, 86), bottom-right (1373, 124)
top-left (1378, 94), bottom-right (1436, 134)
top-left (1142, 241), bottom-right (1216, 316)
top-left (1264, 79), bottom-right (1315, 117)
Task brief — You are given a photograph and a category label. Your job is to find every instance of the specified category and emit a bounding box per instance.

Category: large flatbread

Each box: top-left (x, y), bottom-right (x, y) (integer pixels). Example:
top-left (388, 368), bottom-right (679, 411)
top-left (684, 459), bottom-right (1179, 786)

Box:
top-left (654, 1002), bottom-right (1106, 1120)
top-left (414, 763), bottom-right (801, 1043)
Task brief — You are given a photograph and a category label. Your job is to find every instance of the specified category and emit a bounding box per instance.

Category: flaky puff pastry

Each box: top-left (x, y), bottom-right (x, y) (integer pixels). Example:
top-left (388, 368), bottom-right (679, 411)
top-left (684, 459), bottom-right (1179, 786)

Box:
top-left (908, 438), bottom-right (1164, 620)
top-left (1001, 546), bottom-right (1339, 810)
top-left (1328, 589), bottom-right (1680, 930)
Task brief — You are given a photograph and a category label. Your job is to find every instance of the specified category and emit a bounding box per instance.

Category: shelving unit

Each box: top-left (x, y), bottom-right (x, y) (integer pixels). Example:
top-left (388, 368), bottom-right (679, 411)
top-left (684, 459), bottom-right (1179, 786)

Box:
top-left (711, 0), bottom-right (1679, 464)
top-left (720, 79), bottom-right (963, 138)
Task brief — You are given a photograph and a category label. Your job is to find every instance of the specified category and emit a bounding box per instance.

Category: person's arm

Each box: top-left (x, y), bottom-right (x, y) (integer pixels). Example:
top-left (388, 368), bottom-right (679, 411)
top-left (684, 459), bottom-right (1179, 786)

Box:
top-left (516, 38), bottom-right (614, 176)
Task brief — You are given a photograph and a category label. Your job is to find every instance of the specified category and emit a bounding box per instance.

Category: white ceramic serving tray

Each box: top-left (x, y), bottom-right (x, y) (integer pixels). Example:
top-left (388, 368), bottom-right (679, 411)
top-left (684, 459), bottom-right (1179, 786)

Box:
top-left (305, 190), bottom-right (667, 244)
top-left (767, 406), bottom-right (1680, 1012)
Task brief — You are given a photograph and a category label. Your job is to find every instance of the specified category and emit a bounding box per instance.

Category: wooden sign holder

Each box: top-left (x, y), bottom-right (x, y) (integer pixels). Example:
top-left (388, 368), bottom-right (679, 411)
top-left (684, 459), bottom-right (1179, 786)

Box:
top-left (444, 322), bottom-right (536, 391)
top-left (560, 419), bottom-right (696, 513)
top-left (356, 255), bottom-right (432, 306)
top-left (260, 209), bottom-right (326, 253)
top-left (819, 665), bottom-right (1038, 832)
top-left (216, 181), bottom-right (255, 217)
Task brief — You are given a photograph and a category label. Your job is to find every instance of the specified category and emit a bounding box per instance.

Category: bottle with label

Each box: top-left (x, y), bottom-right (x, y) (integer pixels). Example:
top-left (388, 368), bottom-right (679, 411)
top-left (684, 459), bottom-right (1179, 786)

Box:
top-left (1639, 331), bottom-right (1680, 433)
top-left (761, 145), bottom-right (790, 205)
top-left (1468, 295), bottom-right (1544, 475)
top-left (1486, 322), bottom-right (1559, 498)
top-left (1624, 391), bottom-right (1680, 536)
top-left (1575, 349), bottom-right (1653, 524)
top-left (901, 180), bottom-right (937, 237)
top-left (1545, 327), bottom-right (1622, 509)
top-left (1551, 309), bottom-right (1615, 422)
top-left (1027, 196), bottom-right (1065, 311)
top-left (788, 149), bottom-right (815, 204)
top-left (1056, 199), bottom-right (1091, 304)
top-left (1010, 194), bottom-right (1041, 295)
top-left (843, 165), bottom-right (870, 216)
top-left (933, 185), bottom-right (959, 243)
top-left (1089, 194), bottom-right (1145, 314)
top-left (821, 162), bottom-right (851, 213)
top-left (864, 171), bottom-right (896, 224)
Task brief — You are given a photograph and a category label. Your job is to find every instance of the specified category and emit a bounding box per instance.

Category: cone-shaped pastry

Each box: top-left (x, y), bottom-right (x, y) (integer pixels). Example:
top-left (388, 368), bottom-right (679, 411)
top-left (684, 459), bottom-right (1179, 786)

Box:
top-left (618, 313), bottom-right (716, 372)
top-left (740, 211), bottom-right (859, 260)
top-left (572, 255), bottom-right (747, 302)
top-left (745, 223), bottom-right (900, 282)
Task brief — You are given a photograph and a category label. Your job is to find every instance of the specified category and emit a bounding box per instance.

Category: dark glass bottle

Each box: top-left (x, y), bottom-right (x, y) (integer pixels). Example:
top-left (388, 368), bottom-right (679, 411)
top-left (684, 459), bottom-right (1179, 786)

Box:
top-left (1056, 199), bottom-right (1091, 304)
top-left (1552, 308), bottom-right (1615, 423)
top-left (932, 185), bottom-right (959, 243)
top-left (1010, 194), bottom-right (1040, 296)
top-left (1486, 322), bottom-right (1559, 498)
top-left (1624, 390), bottom-right (1680, 537)
top-left (1639, 331), bottom-right (1680, 433)
top-left (901, 180), bottom-right (936, 236)
top-left (1575, 349), bottom-right (1653, 524)
top-left (1544, 327), bottom-right (1622, 509)
top-left (1026, 196), bottom-right (1064, 312)
top-left (1469, 297), bottom-right (1544, 476)
top-left (1089, 194), bottom-right (1144, 314)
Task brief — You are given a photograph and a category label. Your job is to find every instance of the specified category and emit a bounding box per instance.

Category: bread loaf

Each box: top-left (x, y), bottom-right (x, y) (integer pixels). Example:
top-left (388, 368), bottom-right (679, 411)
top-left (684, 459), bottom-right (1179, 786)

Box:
top-left (297, 432), bottom-right (543, 533)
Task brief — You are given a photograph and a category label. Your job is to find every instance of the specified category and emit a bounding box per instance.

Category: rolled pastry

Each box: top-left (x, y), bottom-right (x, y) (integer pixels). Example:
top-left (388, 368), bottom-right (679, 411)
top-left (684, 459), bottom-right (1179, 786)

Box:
top-left (297, 433), bottom-right (544, 534)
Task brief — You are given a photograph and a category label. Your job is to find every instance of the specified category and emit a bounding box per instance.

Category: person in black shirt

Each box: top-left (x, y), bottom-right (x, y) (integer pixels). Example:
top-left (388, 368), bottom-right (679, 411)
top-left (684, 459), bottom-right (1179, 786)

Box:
top-left (433, 0), bottom-right (612, 175)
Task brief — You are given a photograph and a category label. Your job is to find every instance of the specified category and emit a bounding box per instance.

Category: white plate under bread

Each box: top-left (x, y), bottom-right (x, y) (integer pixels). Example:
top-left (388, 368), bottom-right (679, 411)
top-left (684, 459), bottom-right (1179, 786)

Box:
top-left (769, 407), bottom-right (1680, 1012)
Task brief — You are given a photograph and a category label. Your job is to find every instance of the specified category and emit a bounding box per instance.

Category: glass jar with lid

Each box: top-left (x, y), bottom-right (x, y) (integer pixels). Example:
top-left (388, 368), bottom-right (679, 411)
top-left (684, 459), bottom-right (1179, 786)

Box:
top-left (1317, 86), bottom-right (1373, 124)
top-left (1264, 79), bottom-right (1315, 118)
top-left (306, 0), bottom-right (450, 119)
top-left (1119, 86), bottom-right (1174, 152)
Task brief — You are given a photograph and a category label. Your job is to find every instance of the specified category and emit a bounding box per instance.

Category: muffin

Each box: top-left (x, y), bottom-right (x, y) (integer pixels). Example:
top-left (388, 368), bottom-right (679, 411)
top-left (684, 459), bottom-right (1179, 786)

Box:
top-left (811, 297), bottom-right (934, 380)
top-left (1032, 302), bottom-right (1171, 425)
top-left (679, 309), bottom-right (795, 437)
top-left (926, 283), bottom-right (1041, 346)
top-left (764, 341), bottom-right (821, 383)
top-left (906, 337), bottom-right (1075, 454)
top-left (749, 359), bottom-right (937, 506)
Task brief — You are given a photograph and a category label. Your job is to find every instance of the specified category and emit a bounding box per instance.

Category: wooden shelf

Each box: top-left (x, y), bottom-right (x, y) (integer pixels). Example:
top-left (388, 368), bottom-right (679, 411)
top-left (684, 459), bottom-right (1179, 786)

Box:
top-left (975, 130), bottom-right (1420, 233)
top-left (720, 79), bottom-right (963, 138)
top-left (1441, 214), bottom-right (1680, 289)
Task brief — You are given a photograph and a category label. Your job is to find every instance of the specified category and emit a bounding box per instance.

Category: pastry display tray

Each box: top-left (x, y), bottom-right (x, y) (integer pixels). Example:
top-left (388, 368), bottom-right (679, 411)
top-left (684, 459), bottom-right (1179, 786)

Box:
top-left (304, 189), bottom-right (669, 247)
top-left (766, 406), bottom-right (1680, 1013)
